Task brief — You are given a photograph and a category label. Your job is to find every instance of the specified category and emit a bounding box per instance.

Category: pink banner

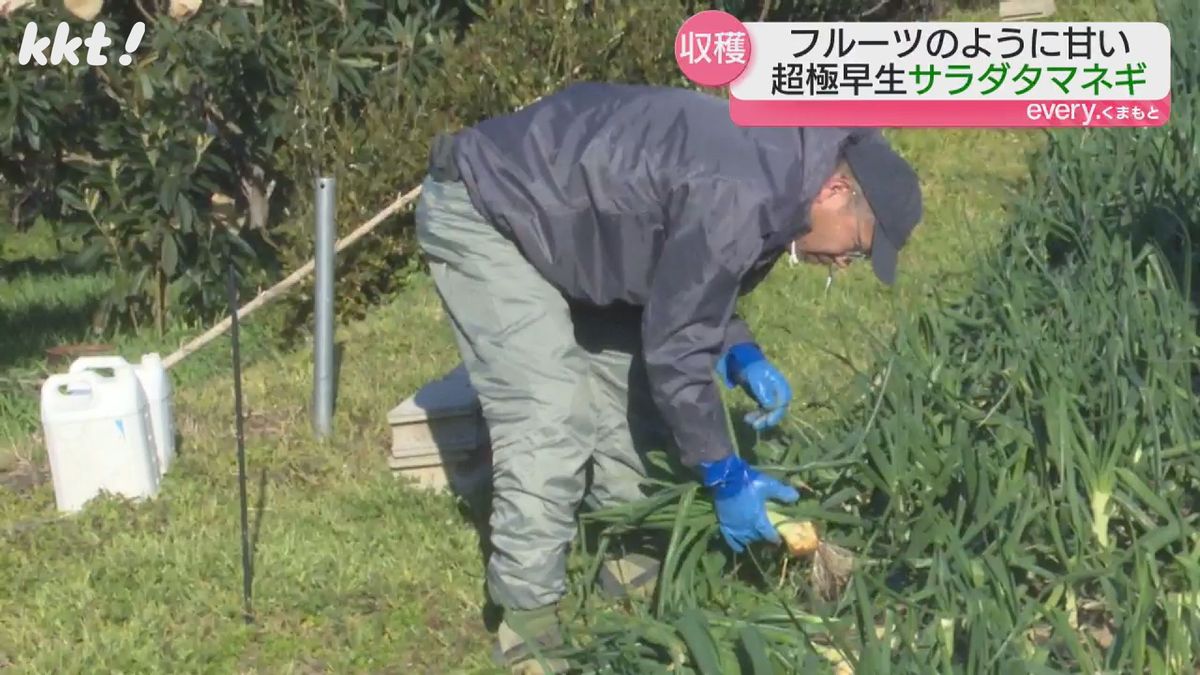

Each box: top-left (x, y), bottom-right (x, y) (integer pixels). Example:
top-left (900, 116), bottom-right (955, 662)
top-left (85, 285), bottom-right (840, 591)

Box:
top-left (728, 95), bottom-right (1172, 128)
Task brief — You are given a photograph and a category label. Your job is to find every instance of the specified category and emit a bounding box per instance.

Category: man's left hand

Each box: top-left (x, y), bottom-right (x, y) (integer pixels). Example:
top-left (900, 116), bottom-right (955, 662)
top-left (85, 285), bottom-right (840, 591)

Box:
top-left (716, 343), bottom-right (792, 431)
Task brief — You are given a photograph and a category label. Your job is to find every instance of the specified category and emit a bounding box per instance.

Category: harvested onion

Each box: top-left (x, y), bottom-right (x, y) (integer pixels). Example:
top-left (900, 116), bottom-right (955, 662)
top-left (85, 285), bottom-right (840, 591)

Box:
top-left (766, 509), bottom-right (820, 556)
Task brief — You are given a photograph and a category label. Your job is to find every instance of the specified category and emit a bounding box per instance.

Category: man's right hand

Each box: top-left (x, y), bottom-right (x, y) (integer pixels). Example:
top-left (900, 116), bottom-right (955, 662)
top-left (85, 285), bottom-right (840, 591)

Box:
top-left (715, 343), bottom-right (793, 431)
top-left (698, 454), bottom-right (800, 553)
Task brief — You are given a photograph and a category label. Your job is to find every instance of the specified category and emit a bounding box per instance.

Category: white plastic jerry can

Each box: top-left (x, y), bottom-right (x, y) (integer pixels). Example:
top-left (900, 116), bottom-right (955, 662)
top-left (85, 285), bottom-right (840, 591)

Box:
top-left (40, 369), bottom-right (160, 514)
top-left (69, 354), bottom-right (176, 476)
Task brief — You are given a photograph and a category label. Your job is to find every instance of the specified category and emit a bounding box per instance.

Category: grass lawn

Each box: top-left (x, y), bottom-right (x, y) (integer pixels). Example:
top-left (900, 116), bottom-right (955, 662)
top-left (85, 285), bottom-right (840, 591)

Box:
top-left (0, 1), bottom-right (1160, 671)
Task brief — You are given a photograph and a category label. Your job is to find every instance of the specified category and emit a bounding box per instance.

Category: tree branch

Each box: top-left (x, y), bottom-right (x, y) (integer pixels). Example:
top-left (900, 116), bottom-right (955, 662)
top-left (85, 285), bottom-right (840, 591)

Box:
top-left (858, 0), bottom-right (891, 18)
top-left (134, 0), bottom-right (156, 24)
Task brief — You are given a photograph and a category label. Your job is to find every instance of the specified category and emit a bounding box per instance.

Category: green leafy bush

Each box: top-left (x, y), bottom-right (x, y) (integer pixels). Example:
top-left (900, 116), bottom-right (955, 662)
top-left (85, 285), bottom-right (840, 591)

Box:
top-left (0, 0), bottom-right (463, 334)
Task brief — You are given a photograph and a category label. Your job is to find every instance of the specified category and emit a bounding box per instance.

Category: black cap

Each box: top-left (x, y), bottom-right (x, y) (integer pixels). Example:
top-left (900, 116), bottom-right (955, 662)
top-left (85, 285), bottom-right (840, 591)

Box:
top-left (841, 137), bottom-right (923, 286)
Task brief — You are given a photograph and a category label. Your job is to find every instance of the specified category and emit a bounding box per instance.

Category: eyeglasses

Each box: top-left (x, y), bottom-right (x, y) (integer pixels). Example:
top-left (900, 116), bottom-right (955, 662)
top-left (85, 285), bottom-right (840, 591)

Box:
top-left (846, 190), bottom-right (872, 260)
top-left (825, 199), bottom-right (871, 294)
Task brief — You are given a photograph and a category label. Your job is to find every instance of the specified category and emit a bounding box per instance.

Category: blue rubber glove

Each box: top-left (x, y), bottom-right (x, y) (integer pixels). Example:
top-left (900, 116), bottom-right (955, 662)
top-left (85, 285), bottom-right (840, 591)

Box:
top-left (715, 343), bottom-right (792, 431)
top-left (699, 454), bottom-right (800, 553)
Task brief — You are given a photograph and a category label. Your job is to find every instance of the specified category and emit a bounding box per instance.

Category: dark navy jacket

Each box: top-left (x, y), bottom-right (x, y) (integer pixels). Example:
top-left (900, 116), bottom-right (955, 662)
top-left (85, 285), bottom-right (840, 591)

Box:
top-left (451, 81), bottom-right (880, 466)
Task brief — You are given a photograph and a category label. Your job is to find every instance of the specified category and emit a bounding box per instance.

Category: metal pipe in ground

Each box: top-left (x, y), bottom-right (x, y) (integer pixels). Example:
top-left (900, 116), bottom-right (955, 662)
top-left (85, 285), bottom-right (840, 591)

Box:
top-left (313, 176), bottom-right (336, 439)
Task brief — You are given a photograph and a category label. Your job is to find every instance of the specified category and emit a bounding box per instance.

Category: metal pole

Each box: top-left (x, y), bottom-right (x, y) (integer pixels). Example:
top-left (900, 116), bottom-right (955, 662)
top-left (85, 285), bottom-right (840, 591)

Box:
top-left (226, 260), bottom-right (253, 624)
top-left (313, 176), bottom-right (336, 439)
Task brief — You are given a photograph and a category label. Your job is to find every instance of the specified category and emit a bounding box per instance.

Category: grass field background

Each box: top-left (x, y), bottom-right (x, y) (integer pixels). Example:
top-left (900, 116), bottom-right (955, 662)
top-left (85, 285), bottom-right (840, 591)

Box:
top-left (0, 0), bottom-right (1162, 671)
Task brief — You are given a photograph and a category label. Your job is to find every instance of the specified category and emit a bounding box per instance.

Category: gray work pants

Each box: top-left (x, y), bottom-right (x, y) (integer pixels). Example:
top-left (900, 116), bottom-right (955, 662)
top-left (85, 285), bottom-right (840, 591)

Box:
top-left (414, 175), bottom-right (670, 611)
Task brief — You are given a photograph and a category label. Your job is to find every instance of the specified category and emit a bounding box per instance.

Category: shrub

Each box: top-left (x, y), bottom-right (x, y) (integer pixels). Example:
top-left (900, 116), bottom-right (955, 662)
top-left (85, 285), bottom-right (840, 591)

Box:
top-left (0, 0), bottom-right (463, 334)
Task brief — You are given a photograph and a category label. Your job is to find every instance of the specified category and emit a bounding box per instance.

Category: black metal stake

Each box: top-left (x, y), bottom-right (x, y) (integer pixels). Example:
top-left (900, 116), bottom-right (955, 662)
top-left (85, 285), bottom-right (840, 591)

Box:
top-left (227, 260), bottom-right (254, 624)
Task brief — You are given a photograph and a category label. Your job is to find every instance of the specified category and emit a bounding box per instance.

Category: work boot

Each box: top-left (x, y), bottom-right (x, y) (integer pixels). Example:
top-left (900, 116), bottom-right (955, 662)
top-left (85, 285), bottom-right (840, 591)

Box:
top-left (598, 552), bottom-right (660, 601)
top-left (492, 604), bottom-right (570, 674)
